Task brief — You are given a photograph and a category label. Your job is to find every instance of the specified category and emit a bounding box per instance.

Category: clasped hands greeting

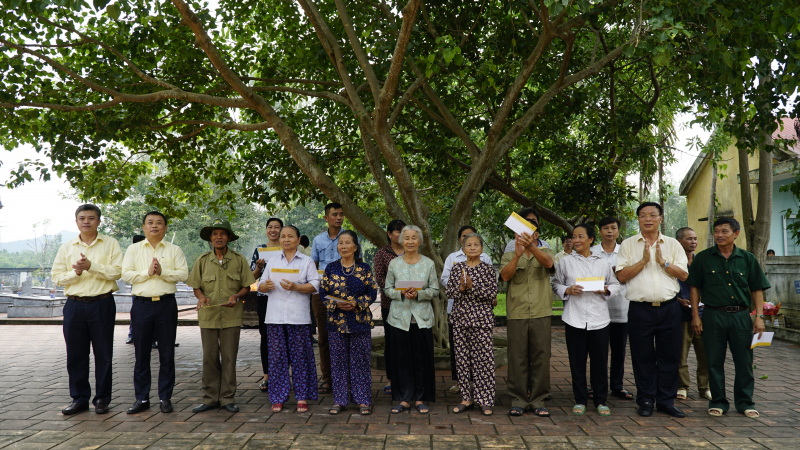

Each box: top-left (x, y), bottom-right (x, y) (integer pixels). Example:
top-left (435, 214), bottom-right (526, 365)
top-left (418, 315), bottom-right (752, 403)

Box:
top-left (640, 239), bottom-right (666, 267)
top-left (72, 253), bottom-right (92, 275)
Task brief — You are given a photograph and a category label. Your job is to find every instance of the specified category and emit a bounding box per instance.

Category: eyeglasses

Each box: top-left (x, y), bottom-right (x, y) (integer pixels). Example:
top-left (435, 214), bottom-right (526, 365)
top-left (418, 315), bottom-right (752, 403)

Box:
top-left (637, 214), bottom-right (661, 220)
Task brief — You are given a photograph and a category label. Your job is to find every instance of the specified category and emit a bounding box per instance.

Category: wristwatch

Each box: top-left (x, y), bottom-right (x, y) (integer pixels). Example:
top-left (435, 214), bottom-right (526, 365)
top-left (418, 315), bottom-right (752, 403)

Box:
top-left (758, 314), bottom-right (765, 319)
top-left (662, 261), bottom-right (670, 269)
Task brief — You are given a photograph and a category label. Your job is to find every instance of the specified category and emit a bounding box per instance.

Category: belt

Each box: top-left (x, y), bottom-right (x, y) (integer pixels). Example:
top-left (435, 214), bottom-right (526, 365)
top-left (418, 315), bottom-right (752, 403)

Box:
top-left (637, 297), bottom-right (677, 307)
top-left (68, 292), bottom-right (114, 302)
top-left (709, 305), bottom-right (748, 313)
top-left (134, 294), bottom-right (176, 302)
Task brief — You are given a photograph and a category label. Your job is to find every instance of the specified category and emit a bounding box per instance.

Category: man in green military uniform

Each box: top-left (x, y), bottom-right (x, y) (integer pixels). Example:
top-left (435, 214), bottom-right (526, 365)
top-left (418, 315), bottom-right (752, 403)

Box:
top-left (187, 220), bottom-right (256, 413)
top-left (686, 217), bottom-right (770, 418)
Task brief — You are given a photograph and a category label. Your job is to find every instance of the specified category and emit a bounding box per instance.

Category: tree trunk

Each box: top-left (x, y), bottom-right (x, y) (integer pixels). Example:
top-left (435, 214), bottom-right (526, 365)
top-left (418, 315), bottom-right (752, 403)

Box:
top-left (752, 146), bottom-right (773, 271)
top-left (706, 162), bottom-right (717, 249)
top-left (738, 143), bottom-right (755, 250)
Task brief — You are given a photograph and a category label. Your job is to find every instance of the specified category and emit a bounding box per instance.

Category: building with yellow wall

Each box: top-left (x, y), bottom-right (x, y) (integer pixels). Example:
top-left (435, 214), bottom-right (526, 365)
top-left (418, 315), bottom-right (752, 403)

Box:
top-left (679, 118), bottom-right (800, 255)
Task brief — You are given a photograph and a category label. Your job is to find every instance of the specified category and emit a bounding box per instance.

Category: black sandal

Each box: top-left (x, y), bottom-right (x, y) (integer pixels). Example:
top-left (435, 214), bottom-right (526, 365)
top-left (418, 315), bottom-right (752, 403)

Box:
top-left (360, 405), bottom-right (372, 415)
top-left (329, 405), bottom-right (345, 415)
top-left (611, 388), bottom-right (634, 400)
top-left (453, 403), bottom-right (474, 414)
top-left (509, 406), bottom-right (524, 416)
top-left (480, 405), bottom-right (493, 415)
top-left (415, 403), bottom-right (430, 414)
top-left (318, 381), bottom-right (331, 394)
top-left (533, 407), bottom-right (550, 417)
top-left (391, 403), bottom-right (407, 414)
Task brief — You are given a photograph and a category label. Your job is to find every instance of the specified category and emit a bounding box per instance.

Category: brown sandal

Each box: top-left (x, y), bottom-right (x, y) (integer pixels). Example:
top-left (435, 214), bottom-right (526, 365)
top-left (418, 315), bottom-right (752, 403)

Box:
top-left (480, 405), bottom-right (493, 415)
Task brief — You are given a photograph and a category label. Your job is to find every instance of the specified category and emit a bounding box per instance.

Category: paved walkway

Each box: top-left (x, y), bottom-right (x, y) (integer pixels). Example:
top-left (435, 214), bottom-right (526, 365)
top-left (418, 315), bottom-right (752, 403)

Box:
top-left (0, 325), bottom-right (798, 449)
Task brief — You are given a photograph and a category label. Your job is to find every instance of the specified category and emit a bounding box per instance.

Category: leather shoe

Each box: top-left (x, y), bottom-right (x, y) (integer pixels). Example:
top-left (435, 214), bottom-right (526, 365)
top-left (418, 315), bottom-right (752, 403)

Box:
top-left (62, 401), bottom-right (89, 415)
top-left (95, 399), bottom-right (109, 415)
top-left (657, 404), bottom-right (686, 418)
top-left (160, 399), bottom-right (173, 413)
top-left (127, 400), bottom-right (151, 415)
top-left (192, 404), bottom-right (217, 413)
top-left (224, 404), bottom-right (239, 413)
top-left (638, 402), bottom-right (654, 417)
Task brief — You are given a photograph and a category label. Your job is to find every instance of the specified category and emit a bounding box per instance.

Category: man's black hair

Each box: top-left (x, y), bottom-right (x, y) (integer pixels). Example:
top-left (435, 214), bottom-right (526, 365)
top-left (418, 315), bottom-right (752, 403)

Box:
top-left (598, 217), bottom-right (621, 229)
top-left (300, 235), bottom-right (310, 248)
top-left (675, 227), bottom-right (694, 240)
top-left (560, 235), bottom-right (572, 243)
top-left (132, 235), bottom-right (145, 244)
top-left (713, 217), bottom-right (740, 233)
top-left (636, 202), bottom-right (664, 217)
top-left (143, 211), bottom-right (168, 225)
top-left (324, 202), bottom-right (343, 215)
top-left (75, 204), bottom-right (102, 220)
top-left (518, 207), bottom-right (540, 222)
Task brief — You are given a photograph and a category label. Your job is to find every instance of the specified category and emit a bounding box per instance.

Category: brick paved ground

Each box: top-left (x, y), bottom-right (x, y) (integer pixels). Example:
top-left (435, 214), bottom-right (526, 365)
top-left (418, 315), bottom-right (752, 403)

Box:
top-left (0, 325), bottom-right (798, 449)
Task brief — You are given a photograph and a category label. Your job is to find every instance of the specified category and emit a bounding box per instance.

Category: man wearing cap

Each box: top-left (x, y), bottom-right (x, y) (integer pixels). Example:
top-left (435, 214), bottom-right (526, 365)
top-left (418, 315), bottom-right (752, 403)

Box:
top-left (51, 204), bottom-right (123, 415)
top-left (187, 220), bottom-right (256, 413)
top-left (122, 211), bottom-right (188, 414)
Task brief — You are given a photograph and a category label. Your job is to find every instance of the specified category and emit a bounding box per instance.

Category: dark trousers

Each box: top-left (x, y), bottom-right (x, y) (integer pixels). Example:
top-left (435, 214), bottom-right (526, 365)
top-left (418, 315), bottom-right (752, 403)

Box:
top-left (628, 299), bottom-right (682, 408)
top-left (507, 317), bottom-right (551, 409)
top-left (702, 308), bottom-right (755, 413)
top-left (381, 307), bottom-right (394, 382)
top-left (388, 323), bottom-right (436, 403)
top-left (257, 296), bottom-right (269, 374)
top-left (311, 294), bottom-right (331, 384)
top-left (565, 324), bottom-right (609, 406)
top-left (608, 322), bottom-right (628, 392)
top-left (448, 317), bottom-right (458, 382)
top-left (131, 295), bottom-right (177, 401)
top-left (63, 295), bottom-right (116, 406)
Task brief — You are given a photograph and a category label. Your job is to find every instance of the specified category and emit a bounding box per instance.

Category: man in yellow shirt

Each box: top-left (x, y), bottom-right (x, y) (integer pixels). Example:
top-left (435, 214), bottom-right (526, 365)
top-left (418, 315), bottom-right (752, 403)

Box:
top-left (616, 202), bottom-right (689, 418)
top-left (51, 204), bottom-right (122, 416)
top-left (121, 211), bottom-right (188, 414)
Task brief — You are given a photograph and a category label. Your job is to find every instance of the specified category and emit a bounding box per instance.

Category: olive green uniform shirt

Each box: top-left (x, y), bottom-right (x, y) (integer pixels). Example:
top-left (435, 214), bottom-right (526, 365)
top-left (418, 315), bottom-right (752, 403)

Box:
top-left (501, 248), bottom-right (556, 319)
top-left (187, 249), bottom-right (256, 329)
top-left (685, 245), bottom-right (770, 307)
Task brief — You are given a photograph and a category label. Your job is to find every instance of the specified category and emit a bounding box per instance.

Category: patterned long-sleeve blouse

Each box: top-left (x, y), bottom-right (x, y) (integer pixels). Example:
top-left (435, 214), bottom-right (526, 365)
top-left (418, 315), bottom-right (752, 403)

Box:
top-left (373, 244), bottom-right (400, 310)
top-left (320, 260), bottom-right (378, 334)
top-left (445, 261), bottom-right (498, 328)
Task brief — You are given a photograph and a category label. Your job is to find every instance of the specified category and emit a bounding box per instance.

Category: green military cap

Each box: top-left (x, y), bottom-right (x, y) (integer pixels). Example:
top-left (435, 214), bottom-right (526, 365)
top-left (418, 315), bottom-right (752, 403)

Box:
top-left (200, 219), bottom-right (240, 242)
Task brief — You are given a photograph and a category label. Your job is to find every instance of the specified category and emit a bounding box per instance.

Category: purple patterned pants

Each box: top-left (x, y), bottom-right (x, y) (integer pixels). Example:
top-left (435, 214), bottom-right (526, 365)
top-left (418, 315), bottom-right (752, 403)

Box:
top-left (452, 326), bottom-right (495, 406)
top-left (267, 324), bottom-right (319, 404)
top-left (329, 330), bottom-right (372, 406)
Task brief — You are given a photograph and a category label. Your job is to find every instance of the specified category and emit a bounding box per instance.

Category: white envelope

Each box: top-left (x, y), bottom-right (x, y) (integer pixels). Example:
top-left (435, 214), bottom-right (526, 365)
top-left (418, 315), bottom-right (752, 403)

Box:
top-left (326, 295), bottom-right (355, 305)
top-left (751, 331), bottom-right (774, 349)
top-left (575, 277), bottom-right (605, 291)
top-left (258, 247), bottom-right (282, 263)
top-left (504, 211), bottom-right (538, 236)
top-left (270, 268), bottom-right (301, 283)
top-left (395, 280), bottom-right (425, 291)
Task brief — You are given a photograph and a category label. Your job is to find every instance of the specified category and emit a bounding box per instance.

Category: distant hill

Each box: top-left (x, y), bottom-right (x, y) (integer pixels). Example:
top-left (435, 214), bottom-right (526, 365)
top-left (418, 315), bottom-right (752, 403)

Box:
top-left (0, 230), bottom-right (78, 253)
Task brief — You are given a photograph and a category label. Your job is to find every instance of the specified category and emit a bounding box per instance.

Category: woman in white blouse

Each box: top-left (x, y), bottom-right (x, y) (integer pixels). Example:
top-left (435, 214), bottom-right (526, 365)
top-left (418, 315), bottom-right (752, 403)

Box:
top-left (552, 224), bottom-right (619, 417)
top-left (258, 225), bottom-right (320, 413)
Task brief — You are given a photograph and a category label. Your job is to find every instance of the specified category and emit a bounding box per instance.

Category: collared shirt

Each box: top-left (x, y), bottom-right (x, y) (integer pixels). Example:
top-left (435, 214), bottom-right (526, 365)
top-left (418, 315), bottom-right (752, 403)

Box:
top-left (552, 252), bottom-right (620, 330)
top-left (553, 250), bottom-right (569, 265)
top-left (616, 232), bottom-right (688, 303)
top-left (51, 234), bottom-right (123, 296)
top-left (121, 239), bottom-right (189, 297)
top-left (261, 250), bottom-right (320, 325)
top-left (384, 255), bottom-right (440, 331)
top-left (441, 250), bottom-right (493, 314)
top-left (320, 260), bottom-right (377, 334)
top-left (500, 247), bottom-right (556, 320)
top-left (685, 245), bottom-right (770, 308)
top-left (373, 244), bottom-right (401, 310)
top-left (504, 239), bottom-right (551, 253)
top-left (187, 249), bottom-right (256, 329)
top-left (312, 229), bottom-right (360, 270)
top-left (591, 243), bottom-right (629, 323)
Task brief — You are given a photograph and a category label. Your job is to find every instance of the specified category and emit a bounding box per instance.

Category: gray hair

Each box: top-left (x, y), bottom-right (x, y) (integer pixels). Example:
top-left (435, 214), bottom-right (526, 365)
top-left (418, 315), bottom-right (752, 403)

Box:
top-left (400, 225), bottom-right (424, 246)
top-left (461, 232), bottom-right (485, 250)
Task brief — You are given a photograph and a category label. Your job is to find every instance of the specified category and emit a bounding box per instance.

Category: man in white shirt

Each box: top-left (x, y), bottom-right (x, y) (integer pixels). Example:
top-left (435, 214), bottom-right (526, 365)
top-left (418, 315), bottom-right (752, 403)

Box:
top-left (616, 203), bottom-right (688, 419)
top-left (591, 217), bottom-right (633, 401)
top-left (441, 225), bottom-right (493, 394)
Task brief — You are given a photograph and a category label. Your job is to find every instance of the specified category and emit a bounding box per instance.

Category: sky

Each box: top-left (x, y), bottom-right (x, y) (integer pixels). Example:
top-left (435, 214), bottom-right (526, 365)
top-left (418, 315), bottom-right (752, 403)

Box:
top-left (0, 113), bottom-right (711, 245)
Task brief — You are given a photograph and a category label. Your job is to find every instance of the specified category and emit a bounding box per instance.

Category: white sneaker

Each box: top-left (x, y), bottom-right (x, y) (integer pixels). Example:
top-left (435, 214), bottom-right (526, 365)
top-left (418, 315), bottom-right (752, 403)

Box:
top-left (702, 390), bottom-right (712, 400)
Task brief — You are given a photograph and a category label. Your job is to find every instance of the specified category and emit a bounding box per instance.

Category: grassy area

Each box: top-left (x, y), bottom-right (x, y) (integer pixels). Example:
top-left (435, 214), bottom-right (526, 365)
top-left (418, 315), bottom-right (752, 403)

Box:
top-left (493, 293), bottom-right (563, 316)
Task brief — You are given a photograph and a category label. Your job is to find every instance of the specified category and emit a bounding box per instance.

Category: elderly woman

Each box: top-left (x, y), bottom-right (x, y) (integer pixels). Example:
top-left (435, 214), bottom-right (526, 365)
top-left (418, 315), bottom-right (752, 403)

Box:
top-left (446, 233), bottom-right (498, 415)
top-left (320, 231), bottom-right (378, 415)
top-left (385, 225), bottom-right (439, 414)
top-left (552, 224), bottom-right (619, 417)
top-left (259, 225), bottom-right (320, 413)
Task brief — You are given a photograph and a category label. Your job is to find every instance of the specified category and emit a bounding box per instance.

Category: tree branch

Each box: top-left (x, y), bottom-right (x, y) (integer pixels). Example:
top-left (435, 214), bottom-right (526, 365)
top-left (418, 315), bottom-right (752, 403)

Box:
top-left (333, 0), bottom-right (382, 104)
top-left (241, 77), bottom-right (342, 87)
top-left (375, 0), bottom-right (422, 124)
top-left (389, 75), bottom-right (426, 129)
top-left (150, 119), bottom-right (271, 132)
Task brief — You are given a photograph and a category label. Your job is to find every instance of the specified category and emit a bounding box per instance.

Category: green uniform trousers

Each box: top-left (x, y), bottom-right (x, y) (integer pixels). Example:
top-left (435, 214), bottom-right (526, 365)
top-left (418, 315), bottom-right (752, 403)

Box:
top-left (701, 308), bottom-right (755, 413)
top-left (507, 317), bottom-right (551, 410)
top-left (200, 326), bottom-right (241, 407)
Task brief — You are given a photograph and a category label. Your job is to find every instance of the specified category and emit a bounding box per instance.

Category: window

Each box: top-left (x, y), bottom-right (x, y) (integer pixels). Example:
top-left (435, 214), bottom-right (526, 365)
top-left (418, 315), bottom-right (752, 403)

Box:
top-left (784, 215), bottom-right (799, 256)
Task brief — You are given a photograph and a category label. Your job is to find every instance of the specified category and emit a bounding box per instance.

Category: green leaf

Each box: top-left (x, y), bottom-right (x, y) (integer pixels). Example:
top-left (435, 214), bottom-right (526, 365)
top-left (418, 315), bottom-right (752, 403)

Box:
top-left (106, 3), bottom-right (120, 20)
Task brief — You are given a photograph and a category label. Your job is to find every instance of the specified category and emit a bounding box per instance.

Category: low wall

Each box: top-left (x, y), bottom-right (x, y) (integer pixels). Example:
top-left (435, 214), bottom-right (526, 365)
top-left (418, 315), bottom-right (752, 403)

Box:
top-left (765, 257), bottom-right (800, 329)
